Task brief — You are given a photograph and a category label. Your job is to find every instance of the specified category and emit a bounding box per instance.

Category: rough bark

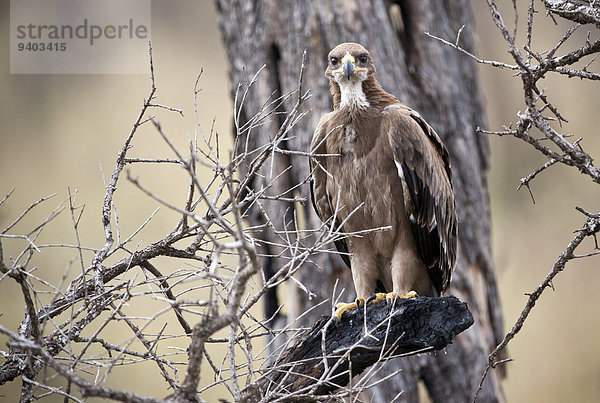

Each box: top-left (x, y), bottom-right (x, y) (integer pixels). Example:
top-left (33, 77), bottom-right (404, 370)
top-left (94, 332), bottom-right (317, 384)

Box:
top-left (215, 1), bottom-right (504, 401)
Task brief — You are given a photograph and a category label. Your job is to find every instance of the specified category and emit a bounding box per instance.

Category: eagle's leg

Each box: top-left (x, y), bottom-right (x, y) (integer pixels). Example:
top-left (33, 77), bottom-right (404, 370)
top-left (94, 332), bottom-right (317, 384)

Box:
top-left (334, 250), bottom-right (382, 321)
top-left (388, 240), bottom-right (429, 302)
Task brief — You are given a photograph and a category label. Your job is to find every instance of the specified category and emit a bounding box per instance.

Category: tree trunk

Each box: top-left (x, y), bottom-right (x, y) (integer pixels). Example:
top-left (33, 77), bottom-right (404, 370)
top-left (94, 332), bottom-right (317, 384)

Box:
top-left (215, 1), bottom-right (504, 401)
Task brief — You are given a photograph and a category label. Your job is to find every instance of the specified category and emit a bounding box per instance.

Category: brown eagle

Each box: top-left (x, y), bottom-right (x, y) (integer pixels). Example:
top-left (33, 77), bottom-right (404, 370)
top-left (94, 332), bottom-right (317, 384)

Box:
top-left (309, 42), bottom-right (457, 320)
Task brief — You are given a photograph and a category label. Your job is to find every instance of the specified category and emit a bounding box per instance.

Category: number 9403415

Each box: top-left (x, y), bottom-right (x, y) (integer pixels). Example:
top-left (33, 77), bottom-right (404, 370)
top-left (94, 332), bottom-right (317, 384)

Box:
top-left (17, 42), bottom-right (66, 51)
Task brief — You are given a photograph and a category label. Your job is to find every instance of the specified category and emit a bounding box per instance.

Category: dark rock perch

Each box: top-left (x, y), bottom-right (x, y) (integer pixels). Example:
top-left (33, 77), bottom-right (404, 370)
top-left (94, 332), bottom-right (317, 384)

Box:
top-left (242, 296), bottom-right (473, 400)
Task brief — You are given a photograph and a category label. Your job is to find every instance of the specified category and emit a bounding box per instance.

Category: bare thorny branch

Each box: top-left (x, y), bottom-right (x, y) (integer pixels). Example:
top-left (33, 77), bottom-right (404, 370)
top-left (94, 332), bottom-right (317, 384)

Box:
top-left (0, 43), bottom-right (278, 399)
top-left (429, 1), bottom-right (600, 401)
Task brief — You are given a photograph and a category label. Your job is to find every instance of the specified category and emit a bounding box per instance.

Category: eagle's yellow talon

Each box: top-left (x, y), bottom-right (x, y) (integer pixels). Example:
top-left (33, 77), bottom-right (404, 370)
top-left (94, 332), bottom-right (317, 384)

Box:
top-left (368, 292), bottom-right (388, 304)
top-left (334, 297), bottom-right (369, 322)
top-left (402, 290), bottom-right (418, 299)
top-left (385, 290), bottom-right (419, 303)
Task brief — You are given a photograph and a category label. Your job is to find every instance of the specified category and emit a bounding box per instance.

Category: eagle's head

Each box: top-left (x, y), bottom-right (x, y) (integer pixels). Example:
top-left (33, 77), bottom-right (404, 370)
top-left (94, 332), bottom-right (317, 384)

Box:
top-left (325, 42), bottom-right (376, 110)
top-left (325, 42), bottom-right (375, 84)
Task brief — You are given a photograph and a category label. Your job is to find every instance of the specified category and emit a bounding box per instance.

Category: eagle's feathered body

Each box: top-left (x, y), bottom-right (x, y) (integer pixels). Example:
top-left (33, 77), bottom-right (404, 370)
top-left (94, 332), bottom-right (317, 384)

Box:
top-left (310, 43), bottom-right (457, 306)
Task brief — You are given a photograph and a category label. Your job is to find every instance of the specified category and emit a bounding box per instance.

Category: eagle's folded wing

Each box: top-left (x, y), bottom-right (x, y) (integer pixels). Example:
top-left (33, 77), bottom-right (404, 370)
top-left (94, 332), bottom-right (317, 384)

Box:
top-left (385, 105), bottom-right (457, 294)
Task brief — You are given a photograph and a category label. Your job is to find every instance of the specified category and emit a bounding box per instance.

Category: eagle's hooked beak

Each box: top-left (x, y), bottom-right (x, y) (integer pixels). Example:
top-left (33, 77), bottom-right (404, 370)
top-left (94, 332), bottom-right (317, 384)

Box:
top-left (332, 53), bottom-right (366, 80)
top-left (342, 56), bottom-right (355, 80)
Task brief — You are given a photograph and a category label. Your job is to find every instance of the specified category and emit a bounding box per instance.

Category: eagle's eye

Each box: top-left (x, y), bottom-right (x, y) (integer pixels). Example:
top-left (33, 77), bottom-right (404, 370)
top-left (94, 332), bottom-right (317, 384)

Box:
top-left (358, 55), bottom-right (368, 64)
top-left (330, 57), bottom-right (339, 66)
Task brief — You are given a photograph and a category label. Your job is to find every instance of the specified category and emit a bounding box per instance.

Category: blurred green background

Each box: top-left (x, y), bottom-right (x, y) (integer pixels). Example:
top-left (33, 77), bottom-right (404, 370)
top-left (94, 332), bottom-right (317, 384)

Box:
top-left (1, 1), bottom-right (599, 401)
